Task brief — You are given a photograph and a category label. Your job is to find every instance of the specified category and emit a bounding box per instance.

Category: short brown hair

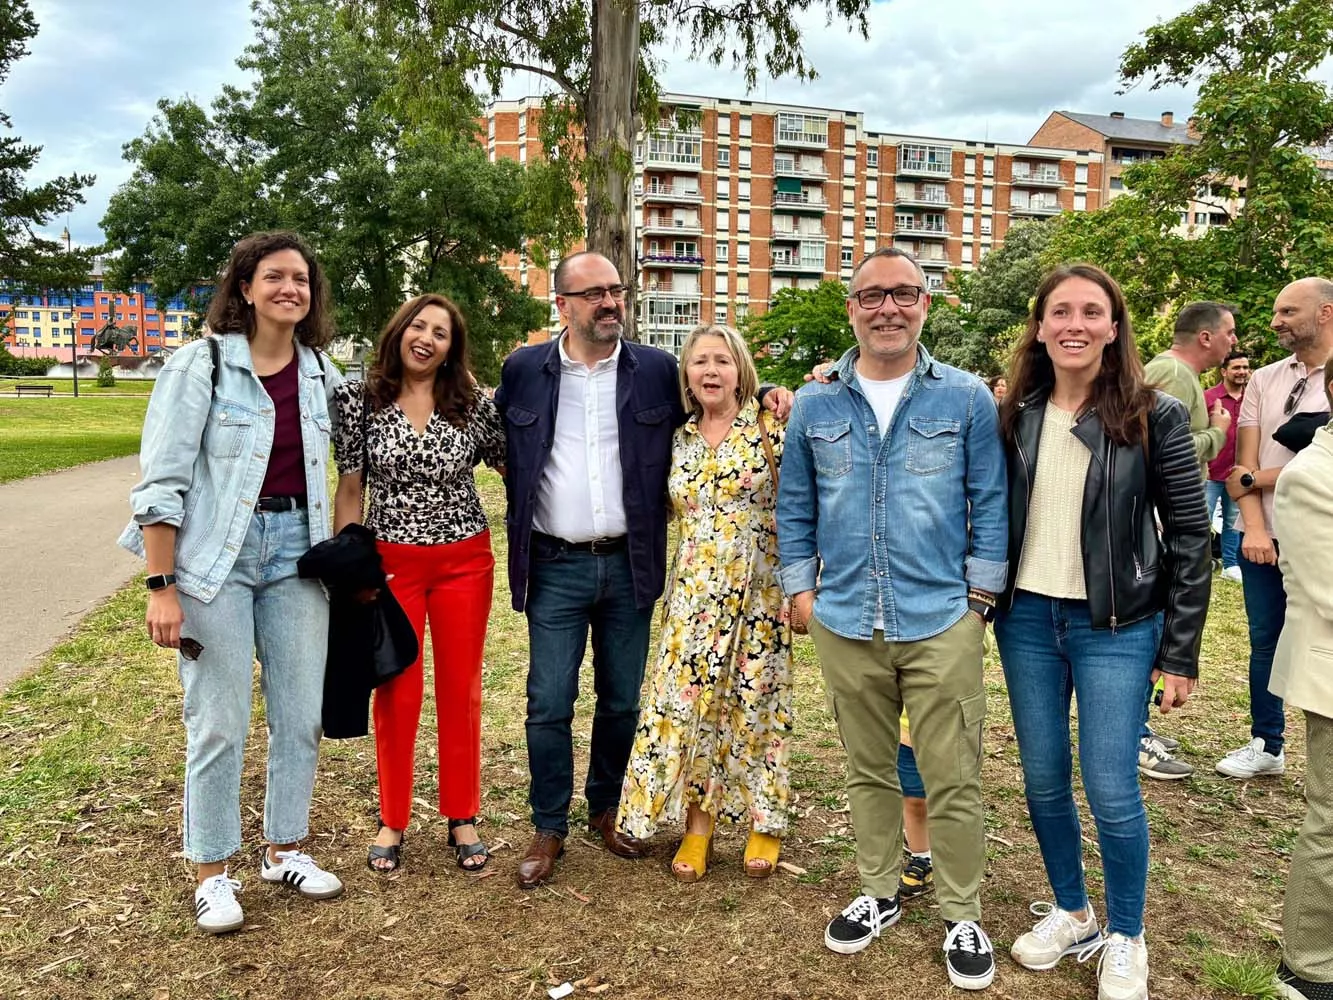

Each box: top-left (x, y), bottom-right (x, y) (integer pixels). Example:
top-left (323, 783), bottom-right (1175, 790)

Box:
top-left (367, 294), bottom-right (477, 428)
top-left (205, 231), bottom-right (333, 348)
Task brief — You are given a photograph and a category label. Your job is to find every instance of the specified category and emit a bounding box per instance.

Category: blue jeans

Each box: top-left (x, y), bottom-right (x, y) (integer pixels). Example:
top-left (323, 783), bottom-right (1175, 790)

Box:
top-left (176, 510), bottom-right (329, 863)
top-left (995, 591), bottom-right (1157, 937)
top-left (1239, 553), bottom-right (1287, 754)
top-left (1206, 480), bottom-right (1240, 569)
top-left (524, 539), bottom-right (653, 837)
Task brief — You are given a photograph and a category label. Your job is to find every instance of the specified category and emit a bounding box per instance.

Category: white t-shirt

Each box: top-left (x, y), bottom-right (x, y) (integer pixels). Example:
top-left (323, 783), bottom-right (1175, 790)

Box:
top-left (857, 369), bottom-right (912, 632)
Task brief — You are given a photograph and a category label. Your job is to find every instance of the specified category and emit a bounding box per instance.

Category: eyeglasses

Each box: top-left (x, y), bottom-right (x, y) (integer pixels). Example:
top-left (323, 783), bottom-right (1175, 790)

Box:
top-left (559, 284), bottom-right (628, 304)
top-left (849, 285), bottom-right (924, 310)
top-left (1284, 375), bottom-right (1309, 416)
top-left (179, 637), bottom-right (205, 661)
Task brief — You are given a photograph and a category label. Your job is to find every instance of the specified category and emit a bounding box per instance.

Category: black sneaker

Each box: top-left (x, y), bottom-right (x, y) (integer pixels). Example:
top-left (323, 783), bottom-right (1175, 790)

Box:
top-left (824, 894), bottom-right (900, 955)
top-left (944, 919), bottom-right (996, 990)
top-left (898, 854), bottom-right (934, 901)
top-left (1277, 961), bottom-right (1333, 1000)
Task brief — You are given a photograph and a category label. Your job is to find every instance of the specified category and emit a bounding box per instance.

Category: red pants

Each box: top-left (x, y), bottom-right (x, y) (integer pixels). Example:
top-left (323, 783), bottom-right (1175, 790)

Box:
top-left (374, 531), bottom-right (494, 830)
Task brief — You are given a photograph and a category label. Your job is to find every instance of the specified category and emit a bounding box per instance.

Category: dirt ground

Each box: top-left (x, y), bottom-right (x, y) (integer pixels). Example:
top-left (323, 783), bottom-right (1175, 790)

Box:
top-left (0, 474), bottom-right (1302, 1000)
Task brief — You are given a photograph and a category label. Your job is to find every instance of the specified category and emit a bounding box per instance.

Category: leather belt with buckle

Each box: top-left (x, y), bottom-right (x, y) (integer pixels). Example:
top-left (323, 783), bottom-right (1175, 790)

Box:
top-left (255, 495), bottom-right (308, 512)
top-left (533, 531), bottom-right (627, 555)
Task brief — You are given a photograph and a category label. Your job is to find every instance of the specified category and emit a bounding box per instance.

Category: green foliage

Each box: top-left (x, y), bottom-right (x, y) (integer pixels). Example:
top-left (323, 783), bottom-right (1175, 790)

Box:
top-left (742, 280), bottom-right (852, 386)
top-left (1198, 951), bottom-right (1282, 999)
top-left (0, 346), bottom-right (58, 376)
top-left (0, 0), bottom-right (97, 294)
top-left (1048, 0), bottom-right (1333, 366)
top-left (101, 0), bottom-right (562, 383)
top-left (95, 359), bottom-right (116, 388)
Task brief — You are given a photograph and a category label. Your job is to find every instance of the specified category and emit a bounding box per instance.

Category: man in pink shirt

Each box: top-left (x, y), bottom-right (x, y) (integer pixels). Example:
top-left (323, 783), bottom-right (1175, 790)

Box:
top-left (1204, 352), bottom-right (1250, 580)
top-left (1220, 278), bottom-right (1333, 779)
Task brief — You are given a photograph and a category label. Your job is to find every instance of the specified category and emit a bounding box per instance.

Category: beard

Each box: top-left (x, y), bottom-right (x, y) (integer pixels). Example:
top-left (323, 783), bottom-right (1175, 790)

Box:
top-left (573, 305), bottom-right (624, 343)
top-left (1276, 321), bottom-right (1317, 352)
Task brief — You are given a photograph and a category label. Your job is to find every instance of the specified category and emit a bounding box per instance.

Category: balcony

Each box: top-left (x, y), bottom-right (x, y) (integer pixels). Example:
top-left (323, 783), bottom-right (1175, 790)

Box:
top-left (771, 246), bottom-right (826, 274)
top-left (918, 255), bottom-right (950, 270)
top-left (641, 291), bottom-right (703, 325)
top-left (1009, 200), bottom-right (1063, 217)
top-left (895, 187), bottom-right (952, 209)
top-left (642, 216), bottom-right (704, 237)
top-left (894, 219), bottom-right (950, 238)
top-left (774, 156), bottom-right (829, 180)
top-left (641, 183), bottom-right (703, 204)
top-left (775, 127), bottom-right (828, 150)
top-left (1010, 168), bottom-right (1064, 188)
top-left (641, 252), bottom-right (705, 270)
top-left (897, 145), bottom-right (953, 178)
top-left (773, 190), bottom-right (828, 214)
top-left (644, 128), bottom-right (703, 171)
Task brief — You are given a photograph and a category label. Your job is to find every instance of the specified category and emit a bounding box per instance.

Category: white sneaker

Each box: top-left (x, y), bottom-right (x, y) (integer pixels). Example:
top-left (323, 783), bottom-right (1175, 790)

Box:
top-left (260, 849), bottom-right (345, 899)
top-left (1221, 566), bottom-right (1243, 582)
top-left (1010, 901), bottom-right (1102, 970)
top-left (1095, 932), bottom-right (1149, 1000)
top-left (194, 871), bottom-right (243, 934)
top-left (1215, 737), bottom-right (1285, 778)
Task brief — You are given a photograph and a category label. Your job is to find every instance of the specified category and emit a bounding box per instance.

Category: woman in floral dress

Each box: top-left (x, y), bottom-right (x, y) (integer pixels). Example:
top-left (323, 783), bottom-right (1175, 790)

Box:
top-left (617, 324), bottom-right (793, 883)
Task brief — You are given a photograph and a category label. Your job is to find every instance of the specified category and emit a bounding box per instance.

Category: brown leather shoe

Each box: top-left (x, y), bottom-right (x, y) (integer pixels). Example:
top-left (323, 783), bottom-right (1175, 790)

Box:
top-left (516, 831), bottom-right (564, 889)
top-left (588, 810), bottom-right (647, 859)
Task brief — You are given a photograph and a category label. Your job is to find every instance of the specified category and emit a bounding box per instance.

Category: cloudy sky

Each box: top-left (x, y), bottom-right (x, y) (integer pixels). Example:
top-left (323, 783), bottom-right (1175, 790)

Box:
top-left (7, 0), bottom-right (1322, 247)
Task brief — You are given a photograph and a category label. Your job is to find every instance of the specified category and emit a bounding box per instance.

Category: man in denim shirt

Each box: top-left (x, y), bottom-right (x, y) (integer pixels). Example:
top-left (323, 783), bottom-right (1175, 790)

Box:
top-left (778, 248), bottom-right (1007, 990)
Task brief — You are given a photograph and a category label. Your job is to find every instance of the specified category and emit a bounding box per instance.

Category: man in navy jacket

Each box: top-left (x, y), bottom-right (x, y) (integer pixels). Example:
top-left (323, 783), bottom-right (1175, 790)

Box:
top-left (495, 251), bottom-right (789, 888)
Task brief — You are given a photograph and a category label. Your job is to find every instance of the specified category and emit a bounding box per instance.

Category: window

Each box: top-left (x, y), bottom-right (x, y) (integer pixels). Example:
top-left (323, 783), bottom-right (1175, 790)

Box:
top-left (1110, 177), bottom-right (1125, 190)
top-left (1075, 164), bottom-right (1088, 184)
top-left (965, 156), bottom-right (976, 177)
top-left (737, 211), bottom-right (750, 232)
top-left (863, 238), bottom-right (875, 254)
top-left (983, 156), bottom-right (994, 177)
top-left (487, 118), bottom-right (495, 139)
top-left (844, 157), bottom-right (856, 178)
top-left (717, 113), bottom-right (731, 136)
top-left (737, 275), bottom-right (750, 295)
top-left (716, 273), bottom-right (729, 293)
top-left (717, 240), bottom-right (729, 262)
top-left (867, 148), bottom-right (879, 168)
top-left (735, 303), bottom-right (749, 321)
top-left (963, 186), bottom-right (975, 205)
top-left (962, 245), bottom-right (974, 264)
top-left (980, 218), bottom-right (992, 235)
top-left (718, 178), bottom-right (730, 201)
top-left (864, 210), bottom-right (876, 229)
top-left (715, 305), bottom-right (728, 324)
top-left (738, 179), bottom-right (751, 201)
top-left (518, 111), bottom-right (527, 136)
top-left (737, 242), bottom-right (750, 263)
top-left (981, 187), bottom-right (993, 207)
top-left (842, 218), bottom-right (855, 238)
top-left (866, 178), bottom-right (878, 199)
top-left (717, 148), bottom-right (730, 168)
top-left (962, 216), bottom-right (974, 235)
top-left (1074, 193), bottom-right (1087, 211)
top-left (738, 116), bottom-right (752, 138)
top-left (519, 145), bottom-right (527, 163)
top-left (716, 210), bottom-right (729, 231)
top-left (841, 247), bottom-right (854, 265)
top-left (1194, 212), bottom-right (1208, 224)
top-left (738, 148), bottom-right (752, 169)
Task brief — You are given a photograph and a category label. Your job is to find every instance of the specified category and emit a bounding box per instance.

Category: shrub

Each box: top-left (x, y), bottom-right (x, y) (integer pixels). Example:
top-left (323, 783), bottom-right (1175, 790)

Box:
top-left (97, 359), bottom-right (117, 387)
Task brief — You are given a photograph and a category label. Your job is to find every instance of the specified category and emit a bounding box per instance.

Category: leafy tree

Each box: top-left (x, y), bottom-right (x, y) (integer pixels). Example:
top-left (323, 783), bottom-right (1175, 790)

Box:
top-left (1047, 0), bottom-right (1333, 364)
top-left (364, 0), bottom-right (872, 338)
top-left (742, 280), bottom-right (852, 386)
top-left (102, 0), bottom-right (558, 381)
top-left (0, 0), bottom-right (97, 293)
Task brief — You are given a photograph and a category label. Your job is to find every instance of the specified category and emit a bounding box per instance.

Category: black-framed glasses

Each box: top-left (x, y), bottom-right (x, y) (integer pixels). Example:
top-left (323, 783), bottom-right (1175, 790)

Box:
top-left (560, 284), bottom-right (629, 304)
top-left (849, 285), bottom-right (924, 310)
top-left (179, 638), bottom-right (205, 661)
top-left (1284, 375), bottom-right (1309, 416)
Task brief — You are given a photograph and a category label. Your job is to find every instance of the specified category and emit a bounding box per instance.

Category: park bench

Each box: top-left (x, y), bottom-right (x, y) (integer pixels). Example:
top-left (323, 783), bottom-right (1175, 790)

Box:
top-left (13, 383), bottom-right (54, 398)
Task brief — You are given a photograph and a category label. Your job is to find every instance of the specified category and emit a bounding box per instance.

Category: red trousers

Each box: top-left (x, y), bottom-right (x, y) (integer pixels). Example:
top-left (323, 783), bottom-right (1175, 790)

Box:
top-left (374, 531), bottom-right (494, 830)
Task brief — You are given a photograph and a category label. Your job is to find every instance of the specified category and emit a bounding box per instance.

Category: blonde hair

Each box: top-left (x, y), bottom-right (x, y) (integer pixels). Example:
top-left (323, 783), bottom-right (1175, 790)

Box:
top-left (678, 324), bottom-right (760, 417)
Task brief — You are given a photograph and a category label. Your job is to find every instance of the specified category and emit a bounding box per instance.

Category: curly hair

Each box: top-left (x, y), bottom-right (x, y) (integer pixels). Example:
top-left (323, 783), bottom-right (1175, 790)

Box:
top-left (1000, 263), bottom-right (1156, 448)
top-left (366, 294), bottom-right (477, 429)
top-left (204, 231), bottom-right (334, 348)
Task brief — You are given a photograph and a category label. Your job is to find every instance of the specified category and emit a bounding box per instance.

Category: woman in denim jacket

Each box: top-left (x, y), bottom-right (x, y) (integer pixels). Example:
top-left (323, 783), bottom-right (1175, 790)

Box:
top-left (119, 231), bottom-right (345, 934)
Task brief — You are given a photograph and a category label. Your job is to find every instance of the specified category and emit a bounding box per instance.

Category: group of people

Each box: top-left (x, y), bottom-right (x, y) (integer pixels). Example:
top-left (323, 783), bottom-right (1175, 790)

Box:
top-left (119, 230), bottom-right (1332, 1000)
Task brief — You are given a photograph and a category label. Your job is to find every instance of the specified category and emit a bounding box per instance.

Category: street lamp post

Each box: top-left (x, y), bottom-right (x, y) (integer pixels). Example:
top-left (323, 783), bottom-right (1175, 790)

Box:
top-left (62, 227), bottom-right (78, 398)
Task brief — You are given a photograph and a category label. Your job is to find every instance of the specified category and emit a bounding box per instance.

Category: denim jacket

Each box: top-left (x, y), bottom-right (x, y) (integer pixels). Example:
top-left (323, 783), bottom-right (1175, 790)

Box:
top-left (117, 334), bottom-right (344, 602)
top-left (776, 344), bottom-right (1008, 641)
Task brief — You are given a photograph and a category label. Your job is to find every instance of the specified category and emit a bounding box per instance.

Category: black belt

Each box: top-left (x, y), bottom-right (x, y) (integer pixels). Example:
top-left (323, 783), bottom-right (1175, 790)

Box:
top-left (532, 531), bottom-right (626, 555)
top-left (255, 495), bottom-right (308, 512)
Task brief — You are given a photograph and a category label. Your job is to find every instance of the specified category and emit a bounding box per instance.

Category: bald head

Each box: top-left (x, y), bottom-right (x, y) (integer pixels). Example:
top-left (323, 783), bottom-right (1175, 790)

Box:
top-left (1272, 276), bottom-right (1333, 356)
top-left (553, 251), bottom-right (619, 294)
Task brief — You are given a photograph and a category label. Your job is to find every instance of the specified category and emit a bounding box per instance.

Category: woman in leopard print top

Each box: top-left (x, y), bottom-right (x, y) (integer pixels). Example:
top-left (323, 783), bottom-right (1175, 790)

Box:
top-left (332, 293), bottom-right (503, 875)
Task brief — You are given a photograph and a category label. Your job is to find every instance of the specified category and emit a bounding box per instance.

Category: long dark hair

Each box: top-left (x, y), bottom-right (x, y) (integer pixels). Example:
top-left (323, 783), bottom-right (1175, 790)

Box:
top-left (1000, 263), bottom-right (1156, 447)
top-left (367, 294), bottom-right (476, 428)
top-left (205, 231), bottom-right (333, 348)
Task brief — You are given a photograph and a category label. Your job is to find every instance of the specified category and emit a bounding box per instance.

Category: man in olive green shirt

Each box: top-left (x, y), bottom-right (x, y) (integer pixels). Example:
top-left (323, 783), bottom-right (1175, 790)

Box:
top-left (1143, 301), bottom-right (1239, 467)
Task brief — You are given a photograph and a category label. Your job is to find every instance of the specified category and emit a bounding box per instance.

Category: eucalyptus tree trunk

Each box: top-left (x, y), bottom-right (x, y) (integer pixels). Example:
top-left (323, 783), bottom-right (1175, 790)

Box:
top-left (584, 0), bottom-right (640, 339)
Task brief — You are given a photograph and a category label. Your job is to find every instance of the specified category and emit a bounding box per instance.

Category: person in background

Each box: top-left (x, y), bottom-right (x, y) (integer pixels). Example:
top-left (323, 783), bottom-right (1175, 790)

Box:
top-left (332, 294), bottom-right (504, 874)
top-left (896, 719), bottom-right (933, 902)
top-left (1268, 359), bottom-right (1333, 1000)
top-left (119, 231), bottom-right (345, 934)
top-left (1204, 352), bottom-right (1250, 582)
top-left (617, 324), bottom-right (793, 883)
top-left (987, 375), bottom-right (1008, 403)
top-left (997, 264), bottom-right (1209, 1000)
top-left (1219, 277), bottom-right (1333, 779)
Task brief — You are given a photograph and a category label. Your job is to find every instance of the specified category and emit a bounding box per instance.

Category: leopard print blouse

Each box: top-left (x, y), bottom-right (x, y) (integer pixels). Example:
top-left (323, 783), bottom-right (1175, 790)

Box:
top-left (332, 380), bottom-right (505, 546)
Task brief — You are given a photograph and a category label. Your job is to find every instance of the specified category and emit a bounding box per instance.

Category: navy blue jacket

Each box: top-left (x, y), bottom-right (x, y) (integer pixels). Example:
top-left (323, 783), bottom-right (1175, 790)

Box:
top-left (494, 335), bottom-right (686, 612)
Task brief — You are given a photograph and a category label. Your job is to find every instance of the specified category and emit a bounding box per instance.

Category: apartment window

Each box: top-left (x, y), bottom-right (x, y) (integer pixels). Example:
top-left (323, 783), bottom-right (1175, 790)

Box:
top-left (842, 218), bottom-right (855, 238)
top-left (717, 239), bottom-right (729, 262)
top-left (518, 111), bottom-right (527, 136)
top-left (961, 245), bottom-right (974, 264)
top-left (739, 116), bottom-right (752, 138)
top-left (863, 238), bottom-right (876, 254)
top-left (519, 145), bottom-right (527, 163)
top-left (980, 218), bottom-right (992, 235)
top-left (717, 148), bottom-right (730, 168)
top-left (1074, 193), bottom-right (1087, 211)
top-left (716, 210), bottom-right (729, 232)
top-left (963, 186), bottom-right (975, 206)
top-left (1075, 164), bottom-right (1088, 184)
top-left (864, 209), bottom-right (876, 229)
top-left (965, 156), bottom-right (976, 177)
top-left (983, 156), bottom-right (994, 177)
top-left (737, 211), bottom-right (750, 232)
top-left (1110, 177), bottom-right (1125, 190)
top-left (1194, 212), bottom-right (1208, 224)
top-left (841, 247), bottom-right (854, 265)
top-left (737, 242), bottom-right (750, 263)
top-left (718, 178), bottom-right (730, 201)
top-left (736, 302), bottom-right (749, 320)
top-left (981, 187), bottom-right (993, 207)
top-left (715, 306), bottom-right (728, 324)
top-left (962, 216), bottom-right (974, 235)
top-left (487, 118), bottom-right (495, 139)
top-left (737, 275), bottom-right (750, 295)
top-left (716, 273), bottom-right (729, 293)
top-left (867, 148), bottom-right (878, 168)
top-left (844, 157), bottom-right (856, 178)
top-left (866, 178), bottom-right (878, 199)
top-left (717, 113), bottom-right (731, 136)
top-left (738, 148), bottom-right (752, 169)
top-left (738, 179), bottom-right (751, 201)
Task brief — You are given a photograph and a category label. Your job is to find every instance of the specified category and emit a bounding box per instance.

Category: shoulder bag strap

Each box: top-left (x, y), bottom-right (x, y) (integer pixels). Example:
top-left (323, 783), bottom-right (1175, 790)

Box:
top-left (208, 335), bottom-right (220, 392)
top-left (757, 408), bottom-right (780, 492)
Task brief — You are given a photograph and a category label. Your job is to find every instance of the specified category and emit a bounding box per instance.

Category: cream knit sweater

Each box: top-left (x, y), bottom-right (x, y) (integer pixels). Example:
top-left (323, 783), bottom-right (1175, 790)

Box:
top-left (1014, 403), bottom-right (1091, 599)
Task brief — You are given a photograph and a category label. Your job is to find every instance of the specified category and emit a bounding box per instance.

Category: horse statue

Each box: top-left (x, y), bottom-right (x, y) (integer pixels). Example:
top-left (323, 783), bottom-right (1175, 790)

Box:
top-left (91, 298), bottom-right (139, 355)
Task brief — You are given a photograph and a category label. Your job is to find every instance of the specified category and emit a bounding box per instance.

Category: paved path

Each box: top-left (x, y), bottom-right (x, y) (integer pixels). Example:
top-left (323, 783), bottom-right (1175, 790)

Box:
top-left (0, 456), bottom-right (142, 690)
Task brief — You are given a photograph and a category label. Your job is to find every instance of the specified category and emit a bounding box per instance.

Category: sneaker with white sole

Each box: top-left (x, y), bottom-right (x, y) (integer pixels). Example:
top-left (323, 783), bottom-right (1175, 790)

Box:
top-left (194, 871), bottom-right (243, 934)
top-left (260, 849), bottom-right (344, 899)
top-left (944, 919), bottom-right (996, 990)
top-left (1093, 932), bottom-right (1149, 1000)
top-left (1276, 960), bottom-right (1333, 999)
top-left (1010, 901), bottom-right (1102, 970)
top-left (824, 893), bottom-right (900, 954)
top-left (1139, 737), bottom-right (1195, 780)
top-left (1215, 737), bottom-right (1285, 778)
top-left (1221, 566), bottom-right (1243, 582)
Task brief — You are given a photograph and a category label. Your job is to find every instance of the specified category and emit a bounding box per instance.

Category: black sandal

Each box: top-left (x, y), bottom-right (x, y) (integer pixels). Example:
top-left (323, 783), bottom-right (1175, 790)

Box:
top-left (447, 817), bottom-right (489, 871)
top-left (367, 818), bottom-right (405, 873)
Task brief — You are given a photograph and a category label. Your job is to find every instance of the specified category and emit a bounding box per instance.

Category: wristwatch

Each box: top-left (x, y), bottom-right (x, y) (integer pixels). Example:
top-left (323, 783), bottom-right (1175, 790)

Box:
top-left (146, 573), bottom-right (177, 591)
top-left (967, 598), bottom-right (996, 623)
top-left (1239, 472), bottom-right (1256, 490)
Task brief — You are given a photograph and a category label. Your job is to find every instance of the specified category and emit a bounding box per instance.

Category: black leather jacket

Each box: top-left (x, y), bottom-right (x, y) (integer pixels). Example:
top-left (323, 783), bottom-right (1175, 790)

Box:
top-left (1000, 389), bottom-right (1211, 677)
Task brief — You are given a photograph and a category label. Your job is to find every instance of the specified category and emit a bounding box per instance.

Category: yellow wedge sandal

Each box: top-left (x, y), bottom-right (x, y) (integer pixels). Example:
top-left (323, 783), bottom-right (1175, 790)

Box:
top-left (743, 830), bottom-right (781, 879)
top-left (672, 824), bottom-right (715, 883)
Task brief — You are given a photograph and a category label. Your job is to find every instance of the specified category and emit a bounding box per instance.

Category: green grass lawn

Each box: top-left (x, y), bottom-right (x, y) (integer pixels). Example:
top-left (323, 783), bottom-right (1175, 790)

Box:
top-left (0, 397), bottom-right (146, 483)
top-left (0, 377), bottom-right (156, 395)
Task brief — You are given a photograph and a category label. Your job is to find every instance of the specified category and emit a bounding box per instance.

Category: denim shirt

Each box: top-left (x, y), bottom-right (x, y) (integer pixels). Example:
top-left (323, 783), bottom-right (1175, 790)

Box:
top-left (117, 334), bottom-right (344, 602)
top-left (776, 344), bottom-right (1008, 641)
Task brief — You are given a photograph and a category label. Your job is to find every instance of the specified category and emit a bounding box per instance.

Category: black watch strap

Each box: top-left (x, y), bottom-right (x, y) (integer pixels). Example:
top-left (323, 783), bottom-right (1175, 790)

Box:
top-left (146, 573), bottom-right (177, 591)
top-left (967, 597), bottom-right (995, 623)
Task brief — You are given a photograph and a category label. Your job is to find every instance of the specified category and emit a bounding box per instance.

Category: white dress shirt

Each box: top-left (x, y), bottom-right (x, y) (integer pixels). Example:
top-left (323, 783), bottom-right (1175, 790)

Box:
top-left (532, 334), bottom-right (628, 542)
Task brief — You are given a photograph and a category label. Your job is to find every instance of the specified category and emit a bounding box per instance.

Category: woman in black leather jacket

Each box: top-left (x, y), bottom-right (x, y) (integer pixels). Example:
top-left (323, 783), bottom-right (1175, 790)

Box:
top-left (993, 264), bottom-right (1210, 1000)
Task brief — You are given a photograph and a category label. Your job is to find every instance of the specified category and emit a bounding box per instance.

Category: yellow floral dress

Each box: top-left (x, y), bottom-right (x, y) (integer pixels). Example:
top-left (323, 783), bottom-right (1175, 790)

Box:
top-left (617, 399), bottom-right (794, 838)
